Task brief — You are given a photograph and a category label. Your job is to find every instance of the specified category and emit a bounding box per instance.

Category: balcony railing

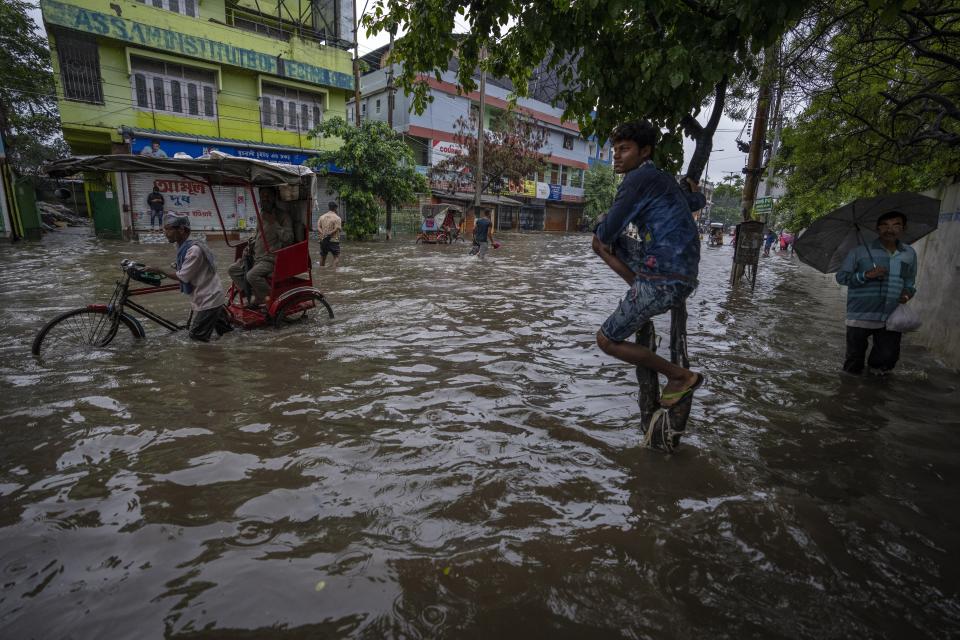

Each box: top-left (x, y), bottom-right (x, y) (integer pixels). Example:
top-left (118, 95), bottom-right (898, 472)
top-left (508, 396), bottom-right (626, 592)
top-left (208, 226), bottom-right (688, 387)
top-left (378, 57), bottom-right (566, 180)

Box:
top-left (225, 4), bottom-right (353, 51)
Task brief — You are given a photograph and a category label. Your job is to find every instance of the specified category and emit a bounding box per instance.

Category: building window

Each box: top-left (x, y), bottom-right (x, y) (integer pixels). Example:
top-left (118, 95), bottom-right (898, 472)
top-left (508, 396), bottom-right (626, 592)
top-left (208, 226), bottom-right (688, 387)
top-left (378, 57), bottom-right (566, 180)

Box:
top-left (55, 31), bottom-right (103, 104)
top-left (131, 56), bottom-right (216, 119)
top-left (170, 81), bottom-right (182, 112)
top-left (563, 135), bottom-right (574, 150)
top-left (187, 82), bottom-right (199, 115)
top-left (261, 83), bottom-right (325, 132)
top-left (550, 163), bottom-right (561, 185)
top-left (569, 168), bottom-right (584, 189)
top-left (136, 0), bottom-right (197, 17)
top-left (376, 99), bottom-right (381, 114)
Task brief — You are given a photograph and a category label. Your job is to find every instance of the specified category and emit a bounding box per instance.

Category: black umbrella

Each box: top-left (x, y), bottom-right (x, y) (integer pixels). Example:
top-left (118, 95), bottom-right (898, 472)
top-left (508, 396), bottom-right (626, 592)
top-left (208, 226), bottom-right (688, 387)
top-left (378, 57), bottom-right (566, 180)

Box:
top-left (794, 192), bottom-right (941, 273)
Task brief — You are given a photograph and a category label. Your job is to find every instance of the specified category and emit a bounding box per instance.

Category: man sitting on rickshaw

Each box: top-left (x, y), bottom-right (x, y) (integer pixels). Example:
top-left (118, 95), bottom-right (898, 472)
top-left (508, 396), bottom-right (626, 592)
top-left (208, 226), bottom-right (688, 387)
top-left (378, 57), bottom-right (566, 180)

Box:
top-left (708, 223), bottom-right (724, 246)
top-left (228, 187), bottom-right (294, 309)
top-left (440, 208), bottom-right (460, 242)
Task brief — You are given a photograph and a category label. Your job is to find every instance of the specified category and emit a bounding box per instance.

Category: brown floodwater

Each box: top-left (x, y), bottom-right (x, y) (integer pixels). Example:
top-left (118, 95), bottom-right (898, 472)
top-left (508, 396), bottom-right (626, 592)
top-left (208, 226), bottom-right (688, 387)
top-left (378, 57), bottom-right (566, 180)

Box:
top-left (1, 230), bottom-right (958, 639)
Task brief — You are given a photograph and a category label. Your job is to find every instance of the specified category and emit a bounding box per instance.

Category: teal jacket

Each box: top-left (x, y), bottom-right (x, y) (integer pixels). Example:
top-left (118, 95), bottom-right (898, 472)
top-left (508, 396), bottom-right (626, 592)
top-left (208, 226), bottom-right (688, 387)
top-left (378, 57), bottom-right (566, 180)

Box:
top-left (835, 238), bottom-right (917, 323)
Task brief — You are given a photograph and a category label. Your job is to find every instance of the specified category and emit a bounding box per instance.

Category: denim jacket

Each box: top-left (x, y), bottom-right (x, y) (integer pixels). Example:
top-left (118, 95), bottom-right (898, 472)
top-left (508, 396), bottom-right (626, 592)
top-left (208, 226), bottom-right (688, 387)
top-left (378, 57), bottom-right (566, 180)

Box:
top-left (594, 162), bottom-right (701, 279)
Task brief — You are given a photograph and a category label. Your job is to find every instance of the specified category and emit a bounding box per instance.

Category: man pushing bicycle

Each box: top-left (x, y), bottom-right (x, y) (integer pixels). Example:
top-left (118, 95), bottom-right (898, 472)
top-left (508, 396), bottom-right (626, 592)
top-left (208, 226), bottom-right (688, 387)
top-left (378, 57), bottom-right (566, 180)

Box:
top-left (145, 213), bottom-right (233, 342)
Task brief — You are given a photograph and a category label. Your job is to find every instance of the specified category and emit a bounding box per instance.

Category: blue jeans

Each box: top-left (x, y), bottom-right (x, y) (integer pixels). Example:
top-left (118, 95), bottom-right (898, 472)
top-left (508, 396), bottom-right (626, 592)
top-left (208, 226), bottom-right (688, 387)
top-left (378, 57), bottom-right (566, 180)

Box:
top-left (150, 209), bottom-right (163, 227)
top-left (601, 277), bottom-right (694, 342)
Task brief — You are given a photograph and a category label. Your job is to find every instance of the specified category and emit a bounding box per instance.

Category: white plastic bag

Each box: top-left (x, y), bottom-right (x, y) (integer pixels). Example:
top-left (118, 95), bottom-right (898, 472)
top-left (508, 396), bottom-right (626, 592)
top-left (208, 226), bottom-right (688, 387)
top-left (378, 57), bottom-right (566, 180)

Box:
top-left (886, 303), bottom-right (922, 333)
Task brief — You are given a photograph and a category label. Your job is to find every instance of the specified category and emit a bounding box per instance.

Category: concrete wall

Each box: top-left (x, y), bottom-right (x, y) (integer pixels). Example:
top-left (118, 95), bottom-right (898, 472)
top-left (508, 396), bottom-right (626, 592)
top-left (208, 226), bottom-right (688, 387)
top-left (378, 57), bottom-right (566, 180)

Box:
top-left (911, 179), bottom-right (960, 370)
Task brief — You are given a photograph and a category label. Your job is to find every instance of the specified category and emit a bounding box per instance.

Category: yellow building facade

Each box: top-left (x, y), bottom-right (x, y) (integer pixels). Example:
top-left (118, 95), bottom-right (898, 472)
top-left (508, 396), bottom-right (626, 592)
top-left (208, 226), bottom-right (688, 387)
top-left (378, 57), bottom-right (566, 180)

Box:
top-left (40, 0), bottom-right (354, 236)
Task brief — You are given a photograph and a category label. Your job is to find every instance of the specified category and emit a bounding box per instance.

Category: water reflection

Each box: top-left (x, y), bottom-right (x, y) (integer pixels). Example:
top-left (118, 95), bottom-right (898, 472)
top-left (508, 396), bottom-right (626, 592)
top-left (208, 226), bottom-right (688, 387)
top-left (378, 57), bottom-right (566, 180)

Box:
top-left (0, 232), bottom-right (958, 638)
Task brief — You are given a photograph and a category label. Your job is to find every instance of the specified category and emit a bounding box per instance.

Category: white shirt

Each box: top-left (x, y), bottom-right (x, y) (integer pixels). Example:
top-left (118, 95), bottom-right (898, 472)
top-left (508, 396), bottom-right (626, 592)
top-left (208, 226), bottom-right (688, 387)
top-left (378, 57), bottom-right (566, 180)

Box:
top-left (176, 244), bottom-right (225, 311)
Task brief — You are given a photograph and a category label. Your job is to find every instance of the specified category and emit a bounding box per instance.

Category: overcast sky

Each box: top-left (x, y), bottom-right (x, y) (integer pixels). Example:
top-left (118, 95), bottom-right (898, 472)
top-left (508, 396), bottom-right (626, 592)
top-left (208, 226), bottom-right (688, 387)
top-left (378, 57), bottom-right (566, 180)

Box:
top-left (27, 3), bottom-right (749, 181)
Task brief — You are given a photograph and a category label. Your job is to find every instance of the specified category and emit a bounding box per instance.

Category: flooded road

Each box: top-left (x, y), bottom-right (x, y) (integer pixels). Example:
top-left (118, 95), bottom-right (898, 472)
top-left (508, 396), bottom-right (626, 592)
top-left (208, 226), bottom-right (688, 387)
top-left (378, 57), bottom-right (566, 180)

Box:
top-left (1, 231), bottom-right (959, 639)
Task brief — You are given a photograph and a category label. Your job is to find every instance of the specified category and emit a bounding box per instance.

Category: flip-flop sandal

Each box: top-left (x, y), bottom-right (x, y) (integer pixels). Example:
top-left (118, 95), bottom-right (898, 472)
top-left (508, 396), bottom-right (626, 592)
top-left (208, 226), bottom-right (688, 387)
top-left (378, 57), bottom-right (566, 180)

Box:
top-left (659, 373), bottom-right (705, 408)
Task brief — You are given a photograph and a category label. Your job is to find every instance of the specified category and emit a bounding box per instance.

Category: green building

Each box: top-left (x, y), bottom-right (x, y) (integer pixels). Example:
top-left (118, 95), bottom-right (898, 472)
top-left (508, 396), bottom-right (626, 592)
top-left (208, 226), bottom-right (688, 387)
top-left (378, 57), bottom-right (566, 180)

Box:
top-left (40, 0), bottom-right (355, 237)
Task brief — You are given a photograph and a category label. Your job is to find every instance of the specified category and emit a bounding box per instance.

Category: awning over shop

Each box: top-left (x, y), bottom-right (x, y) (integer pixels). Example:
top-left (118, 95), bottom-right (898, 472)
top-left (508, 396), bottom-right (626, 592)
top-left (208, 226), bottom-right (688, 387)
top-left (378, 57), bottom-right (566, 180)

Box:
top-left (436, 192), bottom-right (524, 207)
top-left (45, 154), bottom-right (311, 187)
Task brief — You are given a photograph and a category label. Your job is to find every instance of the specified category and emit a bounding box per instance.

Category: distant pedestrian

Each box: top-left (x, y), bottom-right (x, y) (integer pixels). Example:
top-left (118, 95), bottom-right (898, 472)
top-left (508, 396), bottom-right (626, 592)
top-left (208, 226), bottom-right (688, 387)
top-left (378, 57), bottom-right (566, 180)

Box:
top-left (763, 229), bottom-right (776, 257)
top-left (835, 211), bottom-right (917, 375)
top-left (317, 202), bottom-right (342, 268)
top-left (471, 209), bottom-right (493, 259)
top-left (146, 187), bottom-right (164, 231)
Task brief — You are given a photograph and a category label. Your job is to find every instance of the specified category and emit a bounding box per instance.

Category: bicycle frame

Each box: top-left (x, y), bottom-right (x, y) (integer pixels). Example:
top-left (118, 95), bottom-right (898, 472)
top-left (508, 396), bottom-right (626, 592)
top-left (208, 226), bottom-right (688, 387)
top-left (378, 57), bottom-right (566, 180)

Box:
top-left (101, 274), bottom-right (187, 333)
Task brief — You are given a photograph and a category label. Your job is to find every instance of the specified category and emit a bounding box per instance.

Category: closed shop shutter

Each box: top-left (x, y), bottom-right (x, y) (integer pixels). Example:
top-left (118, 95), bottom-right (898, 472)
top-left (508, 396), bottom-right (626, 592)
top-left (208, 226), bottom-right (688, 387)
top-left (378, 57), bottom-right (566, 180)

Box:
top-left (128, 172), bottom-right (249, 231)
top-left (544, 205), bottom-right (567, 232)
top-left (519, 205), bottom-right (544, 230)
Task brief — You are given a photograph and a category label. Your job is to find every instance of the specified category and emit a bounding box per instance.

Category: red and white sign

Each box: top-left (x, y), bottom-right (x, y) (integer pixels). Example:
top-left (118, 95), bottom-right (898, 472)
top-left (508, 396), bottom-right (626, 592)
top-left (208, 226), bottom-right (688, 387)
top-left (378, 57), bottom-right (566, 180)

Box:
top-left (431, 140), bottom-right (467, 165)
top-left (129, 173), bottom-right (255, 231)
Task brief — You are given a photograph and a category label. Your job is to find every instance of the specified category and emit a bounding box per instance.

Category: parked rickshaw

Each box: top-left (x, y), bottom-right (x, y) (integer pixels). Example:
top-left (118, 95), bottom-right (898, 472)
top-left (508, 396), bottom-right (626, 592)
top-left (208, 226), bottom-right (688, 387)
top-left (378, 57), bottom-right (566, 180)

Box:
top-left (32, 154), bottom-right (333, 357)
top-left (416, 204), bottom-right (462, 244)
top-left (707, 222), bottom-right (725, 247)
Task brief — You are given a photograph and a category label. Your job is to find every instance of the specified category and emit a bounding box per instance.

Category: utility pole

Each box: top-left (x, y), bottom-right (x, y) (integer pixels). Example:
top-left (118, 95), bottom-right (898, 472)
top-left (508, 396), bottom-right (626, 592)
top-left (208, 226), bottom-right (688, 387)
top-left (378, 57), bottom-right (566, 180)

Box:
top-left (385, 29), bottom-right (395, 240)
top-left (763, 67), bottom-right (784, 198)
top-left (473, 47), bottom-right (487, 227)
top-left (351, 0), bottom-right (361, 126)
top-left (732, 43), bottom-right (777, 285)
top-left (739, 48), bottom-right (775, 222)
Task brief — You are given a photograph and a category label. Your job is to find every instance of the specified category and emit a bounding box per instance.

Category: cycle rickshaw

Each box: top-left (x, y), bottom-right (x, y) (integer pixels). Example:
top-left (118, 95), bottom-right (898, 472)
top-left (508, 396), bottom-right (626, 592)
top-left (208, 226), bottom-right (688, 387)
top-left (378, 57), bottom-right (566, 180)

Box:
top-left (415, 204), bottom-right (463, 244)
top-left (707, 222), bottom-right (725, 247)
top-left (32, 154), bottom-right (333, 357)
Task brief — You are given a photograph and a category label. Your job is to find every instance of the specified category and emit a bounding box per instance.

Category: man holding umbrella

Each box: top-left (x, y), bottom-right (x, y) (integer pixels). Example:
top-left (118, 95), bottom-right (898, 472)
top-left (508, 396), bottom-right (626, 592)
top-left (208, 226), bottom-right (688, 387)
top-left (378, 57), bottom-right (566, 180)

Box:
top-left (835, 210), bottom-right (917, 375)
top-left (795, 192), bottom-right (939, 376)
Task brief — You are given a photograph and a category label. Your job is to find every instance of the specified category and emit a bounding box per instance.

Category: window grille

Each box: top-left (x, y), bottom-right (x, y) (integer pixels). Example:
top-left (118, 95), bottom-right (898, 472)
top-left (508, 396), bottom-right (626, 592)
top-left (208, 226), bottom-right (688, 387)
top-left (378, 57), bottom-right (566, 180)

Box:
top-left (203, 86), bottom-right (214, 117)
top-left (134, 73), bottom-right (148, 108)
top-left (55, 31), bottom-right (103, 104)
top-left (261, 97), bottom-right (272, 126)
top-left (137, 0), bottom-right (197, 17)
top-left (171, 81), bottom-right (182, 112)
top-left (261, 83), bottom-right (325, 133)
top-left (187, 83), bottom-right (199, 115)
top-left (131, 56), bottom-right (216, 119)
top-left (152, 77), bottom-right (165, 111)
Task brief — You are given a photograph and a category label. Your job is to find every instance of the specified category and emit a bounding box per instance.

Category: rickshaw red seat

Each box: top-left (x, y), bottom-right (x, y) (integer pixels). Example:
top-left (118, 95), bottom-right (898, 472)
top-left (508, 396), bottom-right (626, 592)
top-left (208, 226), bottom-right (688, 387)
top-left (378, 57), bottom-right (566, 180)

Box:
top-left (272, 241), bottom-right (311, 282)
top-left (267, 240), bottom-right (313, 299)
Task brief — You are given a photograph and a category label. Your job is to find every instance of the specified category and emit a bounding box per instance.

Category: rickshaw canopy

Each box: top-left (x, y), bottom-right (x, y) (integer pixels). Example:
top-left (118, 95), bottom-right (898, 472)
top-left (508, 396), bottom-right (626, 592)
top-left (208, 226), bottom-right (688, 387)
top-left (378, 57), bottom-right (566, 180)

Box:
top-left (421, 204), bottom-right (462, 220)
top-left (45, 154), bottom-right (312, 187)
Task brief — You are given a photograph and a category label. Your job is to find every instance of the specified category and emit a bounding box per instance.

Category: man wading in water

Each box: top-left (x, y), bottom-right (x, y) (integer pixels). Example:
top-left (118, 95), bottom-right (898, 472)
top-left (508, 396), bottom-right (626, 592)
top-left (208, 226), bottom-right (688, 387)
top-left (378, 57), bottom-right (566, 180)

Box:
top-left (592, 121), bottom-right (704, 407)
top-left (146, 213), bottom-right (232, 342)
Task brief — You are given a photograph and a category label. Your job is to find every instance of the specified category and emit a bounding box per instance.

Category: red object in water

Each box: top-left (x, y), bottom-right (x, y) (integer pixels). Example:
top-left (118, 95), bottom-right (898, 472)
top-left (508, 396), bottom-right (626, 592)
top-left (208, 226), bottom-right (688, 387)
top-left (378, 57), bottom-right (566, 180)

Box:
top-left (493, 240), bottom-right (501, 249)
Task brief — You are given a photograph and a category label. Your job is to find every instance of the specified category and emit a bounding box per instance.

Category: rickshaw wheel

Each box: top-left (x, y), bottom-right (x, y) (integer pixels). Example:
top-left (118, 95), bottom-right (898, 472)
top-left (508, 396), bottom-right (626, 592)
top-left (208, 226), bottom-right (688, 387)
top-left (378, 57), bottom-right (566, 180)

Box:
top-left (273, 293), bottom-right (334, 328)
top-left (32, 307), bottom-right (143, 357)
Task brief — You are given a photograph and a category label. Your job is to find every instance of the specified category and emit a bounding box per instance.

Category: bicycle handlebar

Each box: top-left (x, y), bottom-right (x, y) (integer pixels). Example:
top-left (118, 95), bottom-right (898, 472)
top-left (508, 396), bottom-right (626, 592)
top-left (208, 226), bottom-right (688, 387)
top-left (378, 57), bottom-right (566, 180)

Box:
top-left (120, 259), bottom-right (164, 287)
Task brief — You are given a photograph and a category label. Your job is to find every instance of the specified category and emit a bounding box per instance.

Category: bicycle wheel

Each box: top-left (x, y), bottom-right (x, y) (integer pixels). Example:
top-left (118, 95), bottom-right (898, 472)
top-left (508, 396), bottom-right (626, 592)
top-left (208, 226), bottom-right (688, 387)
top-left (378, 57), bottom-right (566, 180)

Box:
top-left (32, 307), bottom-right (143, 357)
top-left (273, 293), bottom-right (334, 328)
